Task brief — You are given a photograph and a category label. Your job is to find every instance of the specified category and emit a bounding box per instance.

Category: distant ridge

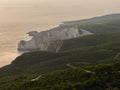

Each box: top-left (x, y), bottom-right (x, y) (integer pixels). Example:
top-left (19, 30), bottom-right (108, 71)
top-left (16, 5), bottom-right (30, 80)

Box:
top-left (61, 13), bottom-right (120, 26)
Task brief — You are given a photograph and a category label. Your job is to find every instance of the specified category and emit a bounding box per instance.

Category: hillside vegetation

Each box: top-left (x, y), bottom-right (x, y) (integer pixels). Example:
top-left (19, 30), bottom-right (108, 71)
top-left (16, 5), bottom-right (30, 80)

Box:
top-left (0, 63), bottom-right (120, 90)
top-left (61, 33), bottom-right (120, 51)
top-left (0, 33), bottom-right (120, 76)
top-left (79, 19), bottom-right (120, 34)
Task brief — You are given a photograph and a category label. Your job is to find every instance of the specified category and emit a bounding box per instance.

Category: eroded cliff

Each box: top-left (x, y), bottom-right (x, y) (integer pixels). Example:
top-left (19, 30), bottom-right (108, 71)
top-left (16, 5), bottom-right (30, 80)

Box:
top-left (18, 26), bottom-right (93, 52)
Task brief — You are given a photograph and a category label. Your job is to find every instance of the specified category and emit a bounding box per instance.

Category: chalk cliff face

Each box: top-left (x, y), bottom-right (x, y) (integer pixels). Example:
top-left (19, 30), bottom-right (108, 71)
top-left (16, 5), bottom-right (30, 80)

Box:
top-left (18, 26), bottom-right (93, 52)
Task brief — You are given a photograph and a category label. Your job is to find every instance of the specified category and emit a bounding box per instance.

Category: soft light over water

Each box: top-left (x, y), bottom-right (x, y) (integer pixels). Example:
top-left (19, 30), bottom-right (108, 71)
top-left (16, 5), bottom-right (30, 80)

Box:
top-left (0, 0), bottom-right (120, 67)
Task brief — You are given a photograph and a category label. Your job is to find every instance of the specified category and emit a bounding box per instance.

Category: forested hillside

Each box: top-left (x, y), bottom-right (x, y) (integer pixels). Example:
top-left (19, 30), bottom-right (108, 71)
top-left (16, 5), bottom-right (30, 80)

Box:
top-left (0, 63), bottom-right (120, 90)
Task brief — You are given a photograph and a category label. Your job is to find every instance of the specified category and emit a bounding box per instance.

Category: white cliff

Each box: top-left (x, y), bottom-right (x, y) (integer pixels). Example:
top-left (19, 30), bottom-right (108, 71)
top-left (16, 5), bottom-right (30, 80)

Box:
top-left (18, 26), bottom-right (93, 52)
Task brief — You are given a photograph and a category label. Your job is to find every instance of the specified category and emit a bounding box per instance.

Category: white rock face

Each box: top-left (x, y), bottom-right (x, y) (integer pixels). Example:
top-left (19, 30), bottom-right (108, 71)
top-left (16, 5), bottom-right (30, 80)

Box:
top-left (18, 26), bottom-right (93, 52)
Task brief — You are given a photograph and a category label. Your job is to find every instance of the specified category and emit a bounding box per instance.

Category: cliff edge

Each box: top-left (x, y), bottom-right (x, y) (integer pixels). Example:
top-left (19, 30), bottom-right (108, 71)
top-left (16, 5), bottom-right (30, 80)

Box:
top-left (18, 26), bottom-right (93, 52)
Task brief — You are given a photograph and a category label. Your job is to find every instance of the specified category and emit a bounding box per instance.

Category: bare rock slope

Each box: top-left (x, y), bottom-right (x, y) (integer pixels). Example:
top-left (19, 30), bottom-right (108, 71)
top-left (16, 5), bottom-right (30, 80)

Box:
top-left (18, 26), bottom-right (93, 52)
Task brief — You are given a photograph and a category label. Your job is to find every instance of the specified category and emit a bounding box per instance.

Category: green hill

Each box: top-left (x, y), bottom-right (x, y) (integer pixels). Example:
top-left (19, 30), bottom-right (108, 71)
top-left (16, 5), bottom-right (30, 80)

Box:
top-left (63, 14), bottom-right (120, 34)
top-left (0, 63), bottom-right (120, 90)
top-left (78, 19), bottom-right (120, 34)
top-left (1, 33), bottom-right (120, 76)
top-left (60, 33), bottom-right (120, 51)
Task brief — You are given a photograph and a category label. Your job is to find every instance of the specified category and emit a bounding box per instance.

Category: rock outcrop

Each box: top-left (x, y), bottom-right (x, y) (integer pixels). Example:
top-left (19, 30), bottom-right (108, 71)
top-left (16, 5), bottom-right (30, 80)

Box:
top-left (18, 26), bottom-right (93, 52)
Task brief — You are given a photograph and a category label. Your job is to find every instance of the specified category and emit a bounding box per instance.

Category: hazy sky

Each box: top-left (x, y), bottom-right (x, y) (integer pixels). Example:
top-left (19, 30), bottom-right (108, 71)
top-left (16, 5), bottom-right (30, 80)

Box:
top-left (0, 0), bottom-right (120, 24)
top-left (0, 0), bottom-right (120, 6)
